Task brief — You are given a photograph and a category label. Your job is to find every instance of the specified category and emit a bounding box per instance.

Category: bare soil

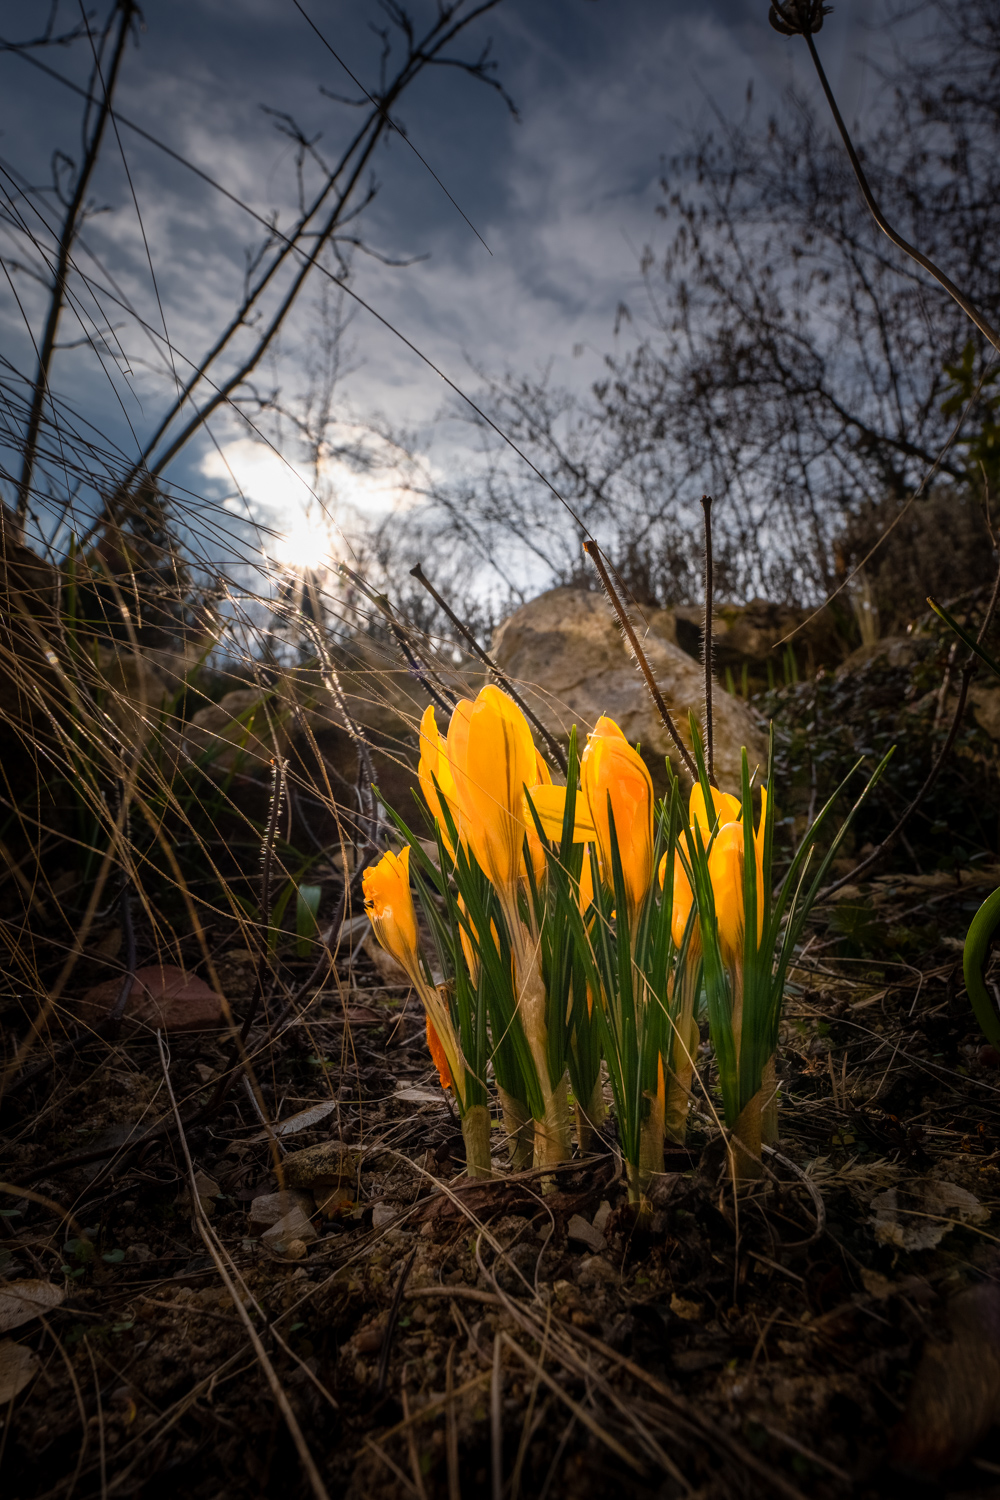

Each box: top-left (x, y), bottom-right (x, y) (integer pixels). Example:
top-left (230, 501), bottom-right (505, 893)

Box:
top-left (2, 866), bottom-right (1000, 1500)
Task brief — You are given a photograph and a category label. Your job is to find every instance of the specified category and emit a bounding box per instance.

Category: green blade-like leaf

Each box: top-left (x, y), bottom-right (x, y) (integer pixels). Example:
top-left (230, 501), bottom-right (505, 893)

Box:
top-left (963, 886), bottom-right (1000, 1049)
top-left (928, 597), bottom-right (1000, 680)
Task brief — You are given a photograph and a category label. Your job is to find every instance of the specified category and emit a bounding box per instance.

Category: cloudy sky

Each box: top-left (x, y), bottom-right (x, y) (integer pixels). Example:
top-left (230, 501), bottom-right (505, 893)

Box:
top-left (0, 0), bottom-right (880, 571)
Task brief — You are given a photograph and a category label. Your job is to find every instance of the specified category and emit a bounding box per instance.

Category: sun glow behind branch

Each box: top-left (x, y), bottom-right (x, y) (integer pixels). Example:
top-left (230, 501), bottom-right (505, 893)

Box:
top-left (201, 436), bottom-right (410, 573)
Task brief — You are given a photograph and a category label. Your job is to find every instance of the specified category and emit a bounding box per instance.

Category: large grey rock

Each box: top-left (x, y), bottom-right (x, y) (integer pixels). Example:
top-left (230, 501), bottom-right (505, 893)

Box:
top-left (490, 587), bottom-right (767, 792)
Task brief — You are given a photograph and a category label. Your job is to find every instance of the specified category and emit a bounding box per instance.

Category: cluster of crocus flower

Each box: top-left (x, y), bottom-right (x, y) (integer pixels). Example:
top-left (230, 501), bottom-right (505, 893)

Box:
top-left (364, 684), bottom-right (887, 1192)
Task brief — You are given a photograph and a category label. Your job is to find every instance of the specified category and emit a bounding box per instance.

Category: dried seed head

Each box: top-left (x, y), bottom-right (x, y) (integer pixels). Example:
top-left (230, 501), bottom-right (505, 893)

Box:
top-left (768, 0), bottom-right (833, 37)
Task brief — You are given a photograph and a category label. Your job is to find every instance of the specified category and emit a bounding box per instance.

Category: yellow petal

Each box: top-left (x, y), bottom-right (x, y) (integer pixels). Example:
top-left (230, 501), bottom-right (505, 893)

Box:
top-left (707, 821), bottom-right (744, 964)
top-left (459, 686), bottom-right (538, 892)
top-left (523, 784), bottom-right (597, 843)
top-left (690, 783), bottom-right (742, 836)
top-left (581, 719), bottom-right (654, 918)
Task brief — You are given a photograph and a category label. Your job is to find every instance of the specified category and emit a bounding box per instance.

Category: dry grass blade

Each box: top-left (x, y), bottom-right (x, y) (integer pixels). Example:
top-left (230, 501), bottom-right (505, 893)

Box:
top-left (491, 1331), bottom-right (503, 1500)
top-left (364, 1436), bottom-right (421, 1499)
top-left (445, 1343), bottom-right (460, 1500)
top-left (38, 1314), bottom-right (89, 1500)
top-left (401, 1387), bottom-right (430, 1500)
top-left (500, 1333), bottom-right (646, 1476)
top-left (474, 1235), bottom-right (691, 1487)
top-left (82, 1335), bottom-right (107, 1500)
top-left (568, 1326), bottom-right (812, 1500)
top-left (377, 1245), bottom-right (418, 1395)
top-left (155, 1032), bottom-right (333, 1500)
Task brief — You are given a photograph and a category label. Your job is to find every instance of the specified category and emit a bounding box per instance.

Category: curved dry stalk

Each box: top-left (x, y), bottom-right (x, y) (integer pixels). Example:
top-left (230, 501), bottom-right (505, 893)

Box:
top-left (701, 493), bottom-right (715, 785)
top-left (583, 539), bottom-right (698, 779)
top-left (770, 0), bottom-right (1000, 356)
top-left (410, 562), bottom-right (568, 774)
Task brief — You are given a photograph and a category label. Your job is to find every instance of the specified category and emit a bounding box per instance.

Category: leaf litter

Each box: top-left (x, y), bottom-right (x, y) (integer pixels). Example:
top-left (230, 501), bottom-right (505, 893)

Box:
top-left (2, 865), bottom-right (999, 1499)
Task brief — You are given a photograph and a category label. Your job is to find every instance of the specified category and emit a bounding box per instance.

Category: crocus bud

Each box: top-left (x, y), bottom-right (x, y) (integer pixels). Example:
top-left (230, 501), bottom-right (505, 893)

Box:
top-left (689, 784), bottom-right (742, 837)
top-left (362, 846), bottom-right (420, 981)
top-left (660, 845), bottom-right (700, 956)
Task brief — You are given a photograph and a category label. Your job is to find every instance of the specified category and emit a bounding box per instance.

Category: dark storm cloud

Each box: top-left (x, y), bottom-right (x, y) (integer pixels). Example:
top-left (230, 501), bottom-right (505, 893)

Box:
top-left (0, 0), bottom-right (875, 531)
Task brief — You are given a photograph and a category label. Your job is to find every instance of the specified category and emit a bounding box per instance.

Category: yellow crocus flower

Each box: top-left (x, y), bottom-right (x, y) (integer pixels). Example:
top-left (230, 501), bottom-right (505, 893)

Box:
top-left (581, 717), bottom-right (654, 920)
top-left (447, 686), bottom-right (541, 896)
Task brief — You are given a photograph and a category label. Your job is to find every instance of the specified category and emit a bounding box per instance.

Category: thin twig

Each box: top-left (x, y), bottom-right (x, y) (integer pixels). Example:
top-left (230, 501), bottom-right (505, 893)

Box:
top-left (409, 562), bottom-right (568, 775)
top-left (701, 494), bottom-right (715, 784)
top-left (583, 539), bottom-right (698, 778)
top-left (339, 561), bottom-right (459, 714)
top-left (15, 0), bottom-right (136, 535)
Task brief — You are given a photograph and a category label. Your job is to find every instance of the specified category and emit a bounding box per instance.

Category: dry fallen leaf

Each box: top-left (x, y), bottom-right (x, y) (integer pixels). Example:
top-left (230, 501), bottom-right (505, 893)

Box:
top-left (394, 1085), bottom-right (443, 1105)
top-left (870, 1179), bottom-right (989, 1251)
top-left (0, 1339), bottom-right (40, 1402)
top-left (0, 1280), bottom-right (65, 1334)
top-left (249, 1098), bottom-right (337, 1142)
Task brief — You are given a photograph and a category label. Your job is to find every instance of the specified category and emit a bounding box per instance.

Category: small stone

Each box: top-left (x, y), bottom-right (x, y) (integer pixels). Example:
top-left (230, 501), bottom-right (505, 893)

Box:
top-left (124, 1244), bottom-right (153, 1264)
top-left (567, 1213), bottom-right (606, 1254)
top-left (189, 1171), bottom-right (220, 1215)
top-left (282, 1143), bottom-right (358, 1190)
top-left (261, 1207), bottom-right (317, 1252)
top-left (371, 1202), bottom-right (399, 1232)
top-left (283, 1239), bottom-right (308, 1261)
top-left (248, 1191), bottom-right (315, 1234)
top-left (669, 1292), bottom-right (704, 1322)
top-left (592, 1200), bottom-right (612, 1235)
top-left (354, 1321), bottom-right (385, 1355)
top-left (576, 1255), bottom-right (618, 1288)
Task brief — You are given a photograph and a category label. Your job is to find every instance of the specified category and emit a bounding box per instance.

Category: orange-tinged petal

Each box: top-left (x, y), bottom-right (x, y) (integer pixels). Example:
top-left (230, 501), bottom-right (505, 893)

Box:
top-left (362, 846), bottom-right (420, 979)
top-left (577, 842), bottom-right (595, 914)
top-left (426, 1015), bottom-right (453, 1090)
